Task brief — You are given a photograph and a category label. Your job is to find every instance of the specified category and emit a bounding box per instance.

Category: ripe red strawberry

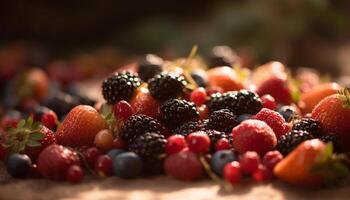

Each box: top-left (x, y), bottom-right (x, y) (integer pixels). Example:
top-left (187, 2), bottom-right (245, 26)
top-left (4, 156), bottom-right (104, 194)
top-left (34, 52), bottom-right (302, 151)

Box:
top-left (253, 108), bottom-right (289, 139)
top-left (311, 90), bottom-right (350, 151)
top-left (164, 149), bottom-right (203, 181)
top-left (56, 105), bottom-right (107, 147)
top-left (37, 144), bottom-right (81, 181)
top-left (256, 76), bottom-right (292, 105)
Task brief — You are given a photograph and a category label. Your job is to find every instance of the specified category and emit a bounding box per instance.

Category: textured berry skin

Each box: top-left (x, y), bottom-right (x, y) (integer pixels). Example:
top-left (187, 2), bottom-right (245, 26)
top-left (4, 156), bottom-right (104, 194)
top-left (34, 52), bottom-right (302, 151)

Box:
top-left (113, 152), bottom-right (143, 179)
top-left (207, 90), bottom-right (262, 116)
top-left (252, 164), bottom-right (272, 182)
top-left (261, 95), bottom-right (277, 110)
top-left (120, 114), bottom-right (165, 142)
top-left (292, 118), bottom-right (322, 137)
top-left (160, 99), bottom-right (199, 129)
top-left (207, 109), bottom-right (238, 133)
top-left (262, 150), bottom-right (283, 171)
top-left (56, 105), bottom-right (107, 147)
top-left (223, 161), bottom-right (242, 184)
top-left (128, 132), bottom-right (166, 159)
top-left (239, 151), bottom-right (261, 174)
top-left (113, 100), bottom-right (134, 121)
top-left (256, 76), bottom-right (292, 105)
top-left (164, 150), bottom-right (203, 181)
top-left (95, 155), bottom-right (113, 177)
top-left (6, 154), bottom-right (32, 178)
top-left (148, 72), bottom-right (187, 102)
top-left (172, 121), bottom-right (204, 137)
top-left (253, 108), bottom-right (288, 139)
top-left (102, 72), bottom-right (141, 104)
top-left (66, 165), bottom-right (84, 183)
top-left (232, 120), bottom-right (277, 155)
top-left (277, 130), bottom-right (314, 156)
top-left (205, 130), bottom-right (231, 151)
top-left (187, 131), bottom-right (211, 153)
top-left (211, 150), bottom-right (237, 177)
top-left (166, 135), bottom-right (187, 155)
top-left (37, 144), bottom-right (80, 181)
top-left (138, 54), bottom-right (163, 82)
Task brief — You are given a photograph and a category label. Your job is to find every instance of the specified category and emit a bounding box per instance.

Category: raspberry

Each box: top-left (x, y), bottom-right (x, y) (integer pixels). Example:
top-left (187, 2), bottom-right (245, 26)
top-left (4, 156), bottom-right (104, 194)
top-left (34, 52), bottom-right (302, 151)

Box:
top-left (223, 161), bottom-right (242, 184)
top-left (164, 150), bottom-right (203, 181)
top-left (190, 87), bottom-right (208, 106)
top-left (187, 131), bottom-right (211, 153)
top-left (239, 151), bottom-right (261, 174)
top-left (166, 135), bottom-right (187, 155)
top-left (252, 164), bottom-right (272, 182)
top-left (262, 150), bottom-right (283, 170)
top-left (253, 108), bottom-right (289, 139)
top-left (260, 95), bottom-right (277, 110)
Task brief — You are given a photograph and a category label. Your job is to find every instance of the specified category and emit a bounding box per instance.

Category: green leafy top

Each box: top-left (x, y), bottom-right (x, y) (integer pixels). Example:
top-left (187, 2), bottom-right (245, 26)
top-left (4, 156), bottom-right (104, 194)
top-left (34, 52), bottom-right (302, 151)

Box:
top-left (100, 103), bottom-right (117, 135)
top-left (339, 87), bottom-right (350, 109)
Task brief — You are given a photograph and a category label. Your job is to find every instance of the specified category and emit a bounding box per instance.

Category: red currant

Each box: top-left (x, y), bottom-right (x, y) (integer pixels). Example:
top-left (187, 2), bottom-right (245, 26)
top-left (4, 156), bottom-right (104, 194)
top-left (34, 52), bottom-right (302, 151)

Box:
top-left (215, 138), bottom-right (231, 151)
top-left (111, 137), bottom-right (126, 149)
top-left (113, 100), bottom-right (133, 120)
top-left (66, 165), bottom-right (84, 183)
top-left (83, 147), bottom-right (103, 167)
top-left (198, 105), bottom-right (209, 120)
top-left (206, 87), bottom-right (224, 96)
top-left (95, 155), bottom-right (113, 177)
top-left (252, 164), bottom-right (272, 182)
top-left (166, 135), bottom-right (187, 155)
top-left (186, 131), bottom-right (211, 154)
top-left (223, 161), bottom-right (242, 184)
top-left (190, 87), bottom-right (207, 106)
top-left (262, 150), bottom-right (283, 170)
top-left (239, 151), bottom-right (261, 174)
top-left (41, 111), bottom-right (58, 130)
top-left (261, 95), bottom-right (277, 111)
top-left (94, 129), bottom-right (114, 151)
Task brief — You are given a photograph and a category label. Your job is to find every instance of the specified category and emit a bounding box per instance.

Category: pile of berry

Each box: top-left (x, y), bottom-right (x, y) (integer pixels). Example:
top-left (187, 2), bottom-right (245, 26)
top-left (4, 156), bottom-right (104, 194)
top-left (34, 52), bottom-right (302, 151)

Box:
top-left (0, 46), bottom-right (350, 188)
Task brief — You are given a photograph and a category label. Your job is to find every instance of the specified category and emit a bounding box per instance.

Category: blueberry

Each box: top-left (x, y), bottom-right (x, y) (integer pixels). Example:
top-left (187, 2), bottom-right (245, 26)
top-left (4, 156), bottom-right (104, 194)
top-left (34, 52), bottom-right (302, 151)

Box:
top-left (278, 106), bottom-right (296, 122)
top-left (6, 154), bottom-right (32, 178)
top-left (237, 114), bottom-right (252, 123)
top-left (191, 72), bottom-right (207, 87)
top-left (113, 152), bottom-right (143, 179)
top-left (107, 149), bottom-right (126, 159)
top-left (210, 150), bottom-right (237, 177)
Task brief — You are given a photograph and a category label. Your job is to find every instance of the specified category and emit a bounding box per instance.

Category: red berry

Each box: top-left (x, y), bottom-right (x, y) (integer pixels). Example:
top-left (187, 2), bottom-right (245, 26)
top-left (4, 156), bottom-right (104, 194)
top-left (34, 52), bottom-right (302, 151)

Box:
top-left (198, 105), bottom-right (209, 120)
top-left (261, 95), bottom-right (277, 110)
top-left (239, 151), bottom-right (261, 174)
top-left (95, 155), bottom-right (113, 177)
top-left (186, 131), bottom-right (211, 154)
top-left (166, 135), bottom-right (187, 155)
top-left (94, 129), bottom-right (114, 151)
top-left (113, 100), bottom-right (133, 120)
top-left (252, 164), bottom-right (272, 182)
top-left (253, 108), bottom-right (288, 139)
top-left (30, 164), bottom-right (41, 178)
top-left (206, 87), bottom-right (224, 96)
top-left (190, 87), bottom-right (207, 106)
top-left (83, 147), bottom-right (103, 167)
top-left (66, 164), bottom-right (84, 183)
top-left (223, 161), bottom-right (242, 184)
top-left (0, 145), bottom-right (8, 160)
top-left (111, 137), bottom-right (126, 149)
top-left (215, 138), bottom-right (230, 151)
top-left (41, 111), bottom-right (58, 130)
top-left (262, 150), bottom-right (283, 171)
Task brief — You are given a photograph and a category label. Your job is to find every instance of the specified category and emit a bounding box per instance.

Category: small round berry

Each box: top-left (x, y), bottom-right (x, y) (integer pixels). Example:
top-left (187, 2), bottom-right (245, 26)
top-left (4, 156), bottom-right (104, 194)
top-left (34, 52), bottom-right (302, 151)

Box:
top-left (223, 161), bottom-right (242, 184)
top-left (262, 150), bottom-right (283, 171)
top-left (95, 155), bottom-right (113, 177)
top-left (187, 131), bottom-right (211, 154)
top-left (252, 164), bottom-right (272, 182)
top-left (6, 153), bottom-right (32, 178)
top-left (198, 105), bottom-right (209, 120)
top-left (111, 137), bottom-right (127, 149)
top-left (278, 106), bottom-right (296, 122)
top-left (0, 145), bottom-right (9, 160)
top-left (261, 95), bottom-right (277, 110)
top-left (107, 149), bottom-right (126, 160)
top-left (215, 138), bottom-right (231, 151)
top-left (113, 100), bottom-right (134, 120)
top-left (239, 151), bottom-right (261, 175)
top-left (190, 87), bottom-right (208, 106)
top-left (41, 110), bottom-right (58, 130)
top-left (165, 135), bottom-right (187, 155)
top-left (83, 147), bottom-right (103, 167)
top-left (211, 150), bottom-right (237, 177)
top-left (113, 152), bottom-right (143, 179)
top-left (94, 129), bottom-right (114, 151)
top-left (66, 164), bottom-right (84, 183)
top-left (237, 114), bottom-right (252, 123)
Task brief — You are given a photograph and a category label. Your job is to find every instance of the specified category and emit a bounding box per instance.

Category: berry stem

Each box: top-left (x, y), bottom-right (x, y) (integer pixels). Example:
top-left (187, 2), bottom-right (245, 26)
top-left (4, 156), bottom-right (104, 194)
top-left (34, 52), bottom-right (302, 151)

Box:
top-left (76, 151), bottom-right (97, 177)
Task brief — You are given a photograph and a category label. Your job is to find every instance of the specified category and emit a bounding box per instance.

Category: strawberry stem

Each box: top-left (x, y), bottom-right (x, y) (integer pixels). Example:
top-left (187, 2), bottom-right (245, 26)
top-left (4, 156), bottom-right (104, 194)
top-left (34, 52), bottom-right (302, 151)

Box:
top-left (339, 87), bottom-right (350, 109)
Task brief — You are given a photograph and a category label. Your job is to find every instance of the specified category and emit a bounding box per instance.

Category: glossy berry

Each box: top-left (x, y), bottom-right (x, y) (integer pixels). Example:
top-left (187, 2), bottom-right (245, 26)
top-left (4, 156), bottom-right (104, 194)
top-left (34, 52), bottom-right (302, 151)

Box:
top-left (190, 87), bottom-right (208, 106)
top-left (223, 161), bottom-right (242, 184)
top-left (261, 95), bottom-right (277, 110)
top-left (191, 71), bottom-right (207, 88)
top-left (113, 152), bottom-right (143, 179)
top-left (166, 135), bottom-right (187, 155)
top-left (66, 165), bottom-right (84, 183)
top-left (187, 131), bottom-right (211, 153)
top-left (215, 138), bottom-right (231, 151)
top-left (41, 110), bottom-right (58, 130)
top-left (278, 106), bottom-right (296, 122)
top-left (239, 151), bottom-right (261, 174)
top-left (111, 137), bottom-right (127, 149)
top-left (113, 100), bottom-right (134, 121)
top-left (94, 129), bottom-right (114, 151)
top-left (6, 154), bottom-right (32, 178)
top-left (211, 150), bottom-right (237, 177)
top-left (252, 164), bottom-right (272, 182)
top-left (95, 155), bottom-right (113, 177)
top-left (262, 150), bottom-right (283, 171)
top-left (198, 105), bottom-right (209, 120)
top-left (107, 149), bottom-right (126, 160)
top-left (83, 147), bottom-right (103, 167)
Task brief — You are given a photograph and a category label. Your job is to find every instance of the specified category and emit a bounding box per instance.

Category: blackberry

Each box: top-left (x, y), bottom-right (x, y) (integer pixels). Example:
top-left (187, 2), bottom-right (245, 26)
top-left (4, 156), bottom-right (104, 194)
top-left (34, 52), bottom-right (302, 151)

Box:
top-left (292, 118), bottom-right (322, 137)
top-left (138, 54), bottom-right (163, 82)
top-left (209, 46), bottom-right (237, 68)
top-left (172, 121), bottom-right (205, 137)
top-left (148, 72), bottom-right (187, 102)
top-left (102, 72), bottom-right (141, 104)
top-left (205, 130), bottom-right (232, 151)
top-left (120, 114), bottom-right (165, 142)
top-left (319, 134), bottom-right (340, 151)
top-left (207, 90), bottom-right (262, 116)
top-left (160, 99), bottom-right (199, 129)
top-left (207, 109), bottom-right (238, 133)
top-left (277, 130), bottom-right (314, 156)
top-left (128, 132), bottom-right (166, 159)
top-left (142, 157), bottom-right (165, 174)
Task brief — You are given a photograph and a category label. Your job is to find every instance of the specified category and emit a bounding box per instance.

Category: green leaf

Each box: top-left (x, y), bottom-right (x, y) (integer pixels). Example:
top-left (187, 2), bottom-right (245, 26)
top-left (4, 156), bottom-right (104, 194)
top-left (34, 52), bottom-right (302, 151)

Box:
top-left (317, 143), bottom-right (333, 164)
top-left (100, 103), bottom-right (112, 117)
top-left (26, 117), bottom-right (34, 128)
top-left (17, 119), bottom-right (26, 128)
top-left (26, 140), bottom-right (42, 147)
top-left (32, 122), bottom-right (41, 131)
top-left (29, 132), bottom-right (45, 140)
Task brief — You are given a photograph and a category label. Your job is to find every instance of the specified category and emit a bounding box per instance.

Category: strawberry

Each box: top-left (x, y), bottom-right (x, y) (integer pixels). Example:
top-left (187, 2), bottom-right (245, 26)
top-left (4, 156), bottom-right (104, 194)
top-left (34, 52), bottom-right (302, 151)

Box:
top-left (206, 66), bottom-right (244, 92)
top-left (256, 76), bottom-right (292, 105)
top-left (37, 144), bottom-right (81, 181)
top-left (274, 139), bottom-right (348, 187)
top-left (311, 89), bottom-right (350, 151)
top-left (3, 117), bottom-right (56, 161)
top-left (56, 105), bottom-right (107, 147)
top-left (253, 108), bottom-right (289, 139)
top-left (251, 61), bottom-right (286, 87)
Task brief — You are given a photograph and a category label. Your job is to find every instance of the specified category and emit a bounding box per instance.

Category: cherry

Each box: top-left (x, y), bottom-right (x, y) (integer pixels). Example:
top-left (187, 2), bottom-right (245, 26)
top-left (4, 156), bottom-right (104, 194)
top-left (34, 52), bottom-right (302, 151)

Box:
top-left (252, 164), bottom-right (272, 182)
top-left (239, 151), bottom-right (261, 175)
top-left (215, 138), bottom-right (231, 151)
top-left (165, 135), bottom-right (187, 155)
top-left (113, 100), bottom-right (133, 120)
top-left (94, 129), bottom-right (114, 151)
top-left (95, 155), bottom-right (113, 177)
top-left (186, 131), bottom-right (211, 154)
top-left (261, 94), bottom-right (277, 111)
top-left (197, 105), bottom-right (209, 120)
top-left (66, 164), bottom-right (84, 183)
top-left (41, 110), bottom-right (58, 130)
top-left (262, 150), bottom-right (283, 171)
top-left (83, 147), bottom-right (103, 167)
top-left (223, 161), bottom-right (242, 184)
top-left (190, 87), bottom-right (207, 106)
